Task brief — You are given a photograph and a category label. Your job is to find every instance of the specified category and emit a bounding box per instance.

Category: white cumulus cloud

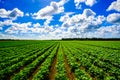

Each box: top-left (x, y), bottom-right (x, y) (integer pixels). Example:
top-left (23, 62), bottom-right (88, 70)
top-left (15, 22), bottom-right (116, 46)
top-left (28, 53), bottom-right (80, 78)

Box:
top-left (25, 13), bottom-right (29, 16)
top-left (0, 33), bottom-right (20, 39)
top-left (33, 23), bottom-right (41, 28)
top-left (5, 22), bottom-right (32, 34)
top-left (0, 20), bottom-right (12, 30)
top-left (83, 9), bottom-right (96, 17)
top-left (32, 0), bottom-right (68, 20)
top-left (107, 13), bottom-right (120, 24)
top-left (32, 0), bottom-right (68, 26)
top-left (0, 8), bottom-right (24, 20)
top-left (59, 8), bottom-right (106, 37)
top-left (74, 0), bottom-right (97, 9)
top-left (107, 0), bottom-right (120, 12)
top-left (96, 25), bottom-right (120, 38)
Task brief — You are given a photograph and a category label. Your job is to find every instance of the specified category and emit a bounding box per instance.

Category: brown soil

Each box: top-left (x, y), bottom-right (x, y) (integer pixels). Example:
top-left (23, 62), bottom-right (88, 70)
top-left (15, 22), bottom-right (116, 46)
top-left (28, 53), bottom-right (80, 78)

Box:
top-left (29, 63), bottom-right (42, 80)
top-left (67, 47), bottom-right (95, 80)
top-left (48, 54), bottom-right (57, 80)
top-left (80, 66), bottom-right (91, 77)
top-left (62, 46), bottom-right (75, 80)
top-left (64, 55), bottom-right (75, 80)
top-left (29, 47), bottom-right (53, 80)
top-left (9, 45), bottom-right (53, 80)
top-left (9, 49), bottom-right (41, 80)
top-left (80, 66), bottom-right (96, 80)
top-left (9, 65), bottom-right (25, 80)
top-left (48, 46), bottom-right (59, 80)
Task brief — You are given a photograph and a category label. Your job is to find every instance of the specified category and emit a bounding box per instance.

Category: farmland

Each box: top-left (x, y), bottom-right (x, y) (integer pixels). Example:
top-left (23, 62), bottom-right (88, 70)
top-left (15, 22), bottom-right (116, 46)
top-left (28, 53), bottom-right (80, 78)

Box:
top-left (0, 40), bottom-right (120, 80)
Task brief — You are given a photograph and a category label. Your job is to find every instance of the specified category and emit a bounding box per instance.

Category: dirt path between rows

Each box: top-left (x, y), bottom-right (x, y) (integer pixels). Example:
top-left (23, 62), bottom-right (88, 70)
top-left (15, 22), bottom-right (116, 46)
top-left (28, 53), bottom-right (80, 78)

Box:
top-left (9, 45), bottom-right (53, 80)
top-left (64, 55), bottom-right (75, 80)
top-left (66, 47), bottom-right (96, 80)
top-left (80, 66), bottom-right (96, 80)
top-left (8, 49), bottom-right (41, 80)
top-left (48, 46), bottom-right (59, 80)
top-left (29, 46), bottom-right (54, 80)
top-left (61, 46), bottom-right (75, 80)
top-left (29, 58), bottom-right (45, 80)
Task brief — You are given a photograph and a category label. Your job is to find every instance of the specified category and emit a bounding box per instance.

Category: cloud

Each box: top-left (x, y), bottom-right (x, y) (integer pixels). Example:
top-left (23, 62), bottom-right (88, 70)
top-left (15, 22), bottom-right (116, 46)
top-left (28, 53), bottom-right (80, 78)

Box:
top-left (96, 25), bottom-right (120, 38)
top-left (44, 16), bottom-right (53, 25)
top-left (64, 12), bottom-right (75, 15)
top-left (107, 13), bottom-right (120, 24)
top-left (5, 22), bottom-right (32, 34)
top-left (83, 9), bottom-right (96, 17)
top-left (107, 0), bottom-right (120, 12)
top-left (32, 0), bottom-right (68, 26)
top-left (0, 20), bottom-right (12, 25)
top-left (0, 18), bottom-right (54, 36)
top-left (0, 33), bottom-right (20, 39)
top-left (0, 8), bottom-right (106, 39)
top-left (32, 0), bottom-right (68, 20)
top-left (0, 9), bottom-right (10, 18)
top-left (0, 8), bottom-right (24, 20)
top-left (74, 0), bottom-right (97, 9)
top-left (59, 12), bottom-right (75, 23)
top-left (59, 14), bottom-right (70, 22)
top-left (25, 13), bottom-right (29, 16)
top-left (33, 23), bottom-right (41, 28)
top-left (85, 0), bottom-right (97, 6)
top-left (30, 27), bottom-right (44, 33)
top-left (0, 20), bottom-right (12, 30)
top-left (2, 19), bottom-right (53, 35)
top-left (59, 8), bottom-right (106, 38)
top-left (60, 9), bottom-right (104, 30)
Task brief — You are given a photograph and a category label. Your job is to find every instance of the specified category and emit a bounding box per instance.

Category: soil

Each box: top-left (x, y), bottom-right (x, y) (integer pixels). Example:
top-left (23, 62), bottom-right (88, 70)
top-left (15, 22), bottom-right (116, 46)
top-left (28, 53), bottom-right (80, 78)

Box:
top-left (29, 63), bottom-right (42, 80)
top-left (64, 55), bottom-right (75, 80)
top-left (62, 46), bottom-right (75, 80)
top-left (9, 45), bottom-right (53, 80)
top-left (48, 46), bottom-right (59, 80)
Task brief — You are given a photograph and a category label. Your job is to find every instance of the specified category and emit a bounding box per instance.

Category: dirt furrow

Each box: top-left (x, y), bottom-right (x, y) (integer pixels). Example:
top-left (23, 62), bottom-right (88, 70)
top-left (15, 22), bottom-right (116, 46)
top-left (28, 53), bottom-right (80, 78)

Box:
top-left (48, 46), bottom-right (59, 80)
top-left (28, 45), bottom-right (56, 80)
top-left (48, 54), bottom-right (57, 80)
top-left (67, 47), bottom-right (95, 80)
top-left (80, 65), bottom-right (96, 80)
top-left (64, 55), bottom-right (75, 80)
top-left (9, 45), bottom-right (54, 80)
top-left (61, 46), bottom-right (75, 80)
top-left (29, 56), bottom-right (47, 80)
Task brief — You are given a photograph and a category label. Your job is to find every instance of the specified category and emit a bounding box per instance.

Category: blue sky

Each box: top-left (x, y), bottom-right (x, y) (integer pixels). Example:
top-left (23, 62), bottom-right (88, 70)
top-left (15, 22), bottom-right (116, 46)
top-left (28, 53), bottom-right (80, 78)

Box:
top-left (0, 0), bottom-right (120, 39)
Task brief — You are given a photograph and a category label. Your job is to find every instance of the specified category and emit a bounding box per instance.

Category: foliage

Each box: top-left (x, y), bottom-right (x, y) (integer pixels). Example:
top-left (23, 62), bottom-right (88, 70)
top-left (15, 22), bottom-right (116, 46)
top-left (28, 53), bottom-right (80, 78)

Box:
top-left (0, 40), bottom-right (120, 80)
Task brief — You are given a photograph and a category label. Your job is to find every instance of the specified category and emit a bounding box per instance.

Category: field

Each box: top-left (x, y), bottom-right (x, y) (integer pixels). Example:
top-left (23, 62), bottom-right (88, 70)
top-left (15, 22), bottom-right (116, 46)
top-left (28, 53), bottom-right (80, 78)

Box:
top-left (0, 40), bottom-right (120, 80)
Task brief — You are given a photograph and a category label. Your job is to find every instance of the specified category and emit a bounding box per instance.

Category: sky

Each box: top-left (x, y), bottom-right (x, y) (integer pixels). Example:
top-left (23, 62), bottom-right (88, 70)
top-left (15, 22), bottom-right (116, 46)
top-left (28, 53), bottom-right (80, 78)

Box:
top-left (0, 0), bottom-right (120, 40)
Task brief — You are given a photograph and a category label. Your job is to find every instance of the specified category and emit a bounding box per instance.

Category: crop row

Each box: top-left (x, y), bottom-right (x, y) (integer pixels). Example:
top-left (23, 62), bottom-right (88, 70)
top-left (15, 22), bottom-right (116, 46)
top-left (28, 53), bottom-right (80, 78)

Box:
top-left (63, 42), bottom-right (119, 79)
top-left (11, 43), bottom-right (57, 80)
top-left (33, 43), bottom-right (59, 80)
top-left (0, 42), bottom-right (54, 62)
top-left (62, 45), bottom-right (92, 80)
top-left (55, 44), bottom-right (68, 80)
top-left (0, 43), bottom-right (52, 70)
top-left (0, 41), bottom-right (120, 80)
top-left (0, 43), bottom-right (56, 80)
